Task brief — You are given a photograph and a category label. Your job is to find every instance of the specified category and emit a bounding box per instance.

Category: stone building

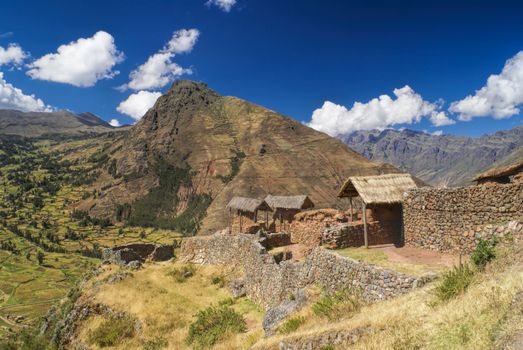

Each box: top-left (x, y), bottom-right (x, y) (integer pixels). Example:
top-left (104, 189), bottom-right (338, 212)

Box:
top-left (473, 160), bottom-right (523, 185)
top-left (227, 196), bottom-right (272, 234)
top-left (338, 173), bottom-right (418, 248)
top-left (265, 195), bottom-right (315, 232)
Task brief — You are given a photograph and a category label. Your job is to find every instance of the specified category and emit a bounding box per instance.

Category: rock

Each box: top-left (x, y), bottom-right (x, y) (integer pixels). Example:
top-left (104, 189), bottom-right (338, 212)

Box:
top-left (106, 271), bottom-right (133, 284)
top-left (263, 289), bottom-right (307, 335)
top-left (229, 279), bottom-right (246, 298)
top-left (183, 270), bottom-right (193, 278)
top-left (127, 261), bottom-right (142, 270)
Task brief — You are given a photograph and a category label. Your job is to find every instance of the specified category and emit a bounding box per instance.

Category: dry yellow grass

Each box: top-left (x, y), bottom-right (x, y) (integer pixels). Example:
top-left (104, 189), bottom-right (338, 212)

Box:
top-left (254, 245), bottom-right (523, 350)
top-left (75, 262), bottom-right (263, 350)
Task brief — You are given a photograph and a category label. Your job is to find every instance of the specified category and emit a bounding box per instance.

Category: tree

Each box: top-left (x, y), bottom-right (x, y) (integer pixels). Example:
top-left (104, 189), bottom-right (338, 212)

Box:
top-left (36, 251), bottom-right (44, 265)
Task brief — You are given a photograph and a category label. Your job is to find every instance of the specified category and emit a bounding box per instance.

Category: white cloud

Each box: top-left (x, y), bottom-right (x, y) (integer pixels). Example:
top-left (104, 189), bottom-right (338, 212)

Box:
top-left (430, 111), bottom-right (455, 126)
top-left (27, 31), bottom-right (124, 87)
top-left (432, 130), bottom-right (443, 136)
top-left (125, 52), bottom-right (191, 91)
top-left (0, 72), bottom-right (52, 112)
top-left (206, 0), bottom-right (237, 12)
top-left (120, 29), bottom-right (199, 91)
top-left (109, 118), bottom-right (122, 127)
top-left (0, 32), bottom-right (14, 39)
top-left (450, 51), bottom-right (523, 121)
top-left (307, 85), bottom-right (454, 137)
top-left (166, 29), bottom-right (200, 54)
top-left (0, 44), bottom-right (28, 66)
top-left (117, 90), bottom-right (161, 120)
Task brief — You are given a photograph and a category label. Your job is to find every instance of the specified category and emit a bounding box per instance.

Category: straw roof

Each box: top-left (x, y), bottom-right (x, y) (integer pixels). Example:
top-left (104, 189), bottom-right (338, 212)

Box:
top-left (226, 197), bottom-right (272, 213)
top-left (473, 159), bottom-right (523, 182)
top-left (338, 173), bottom-right (418, 204)
top-left (265, 195), bottom-right (315, 210)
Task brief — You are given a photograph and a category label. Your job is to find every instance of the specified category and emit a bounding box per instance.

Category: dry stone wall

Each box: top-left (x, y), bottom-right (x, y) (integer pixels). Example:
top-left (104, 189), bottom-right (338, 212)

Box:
top-left (180, 233), bottom-right (432, 308)
top-left (404, 183), bottom-right (523, 254)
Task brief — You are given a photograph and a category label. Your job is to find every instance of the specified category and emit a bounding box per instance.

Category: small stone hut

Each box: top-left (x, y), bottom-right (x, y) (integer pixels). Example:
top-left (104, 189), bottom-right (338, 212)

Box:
top-left (265, 195), bottom-right (315, 232)
top-left (227, 196), bottom-right (272, 234)
top-left (338, 173), bottom-right (418, 248)
top-left (473, 160), bottom-right (523, 185)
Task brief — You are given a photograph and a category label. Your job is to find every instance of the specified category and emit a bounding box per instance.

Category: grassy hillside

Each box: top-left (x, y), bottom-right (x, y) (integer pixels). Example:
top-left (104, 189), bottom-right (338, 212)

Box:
top-left (255, 242), bottom-right (523, 349)
top-left (0, 135), bottom-right (181, 339)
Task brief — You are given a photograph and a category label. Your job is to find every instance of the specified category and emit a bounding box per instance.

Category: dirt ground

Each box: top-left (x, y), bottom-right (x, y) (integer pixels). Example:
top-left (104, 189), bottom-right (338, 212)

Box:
top-left (371, 244), bottom-right (461, 269)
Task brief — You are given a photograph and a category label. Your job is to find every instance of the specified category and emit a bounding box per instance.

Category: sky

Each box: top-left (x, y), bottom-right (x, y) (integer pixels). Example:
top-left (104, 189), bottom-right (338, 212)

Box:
top-left (0, 0), bottom-right (523, 137)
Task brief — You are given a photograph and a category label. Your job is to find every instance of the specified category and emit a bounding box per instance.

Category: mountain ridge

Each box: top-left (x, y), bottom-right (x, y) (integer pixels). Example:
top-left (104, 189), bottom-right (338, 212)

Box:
top-left (79, 80), bottom-right (403, 235)
top-left (343, 126), bottom-right (523, 186)
top-left (0, 109), bottom-right (123, 137)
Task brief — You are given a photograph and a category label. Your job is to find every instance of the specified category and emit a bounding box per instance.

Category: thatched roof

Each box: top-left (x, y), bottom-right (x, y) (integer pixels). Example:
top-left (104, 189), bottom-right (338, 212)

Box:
top-left (265, 195), bottom-right (315, 210)
top-left (338, 173), bottom-right (418, 204)
top-left (226, 197), bottom-right (272, 213)
top-left (473, 160), bottom-right (523, 182)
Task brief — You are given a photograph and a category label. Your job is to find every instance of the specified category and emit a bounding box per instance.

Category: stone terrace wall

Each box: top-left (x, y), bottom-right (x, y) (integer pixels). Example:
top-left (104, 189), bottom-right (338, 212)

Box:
top-left (180, 233), bottom-right (431, 309)
top-left (404, 183), bottom-right (523, 254)
top-left (321, 222), bottom-right (394, 248)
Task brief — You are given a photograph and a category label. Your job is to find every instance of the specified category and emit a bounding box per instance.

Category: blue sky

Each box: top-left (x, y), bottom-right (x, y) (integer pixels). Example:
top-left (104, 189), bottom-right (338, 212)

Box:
top-left (0, 0), bottom-right (522, 137)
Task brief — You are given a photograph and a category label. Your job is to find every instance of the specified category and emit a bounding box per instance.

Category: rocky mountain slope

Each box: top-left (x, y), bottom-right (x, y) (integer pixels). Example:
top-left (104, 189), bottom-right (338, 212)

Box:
top-left (0, 109), bottom-right (120, 137)
top-left (81, 80), bottom-right (401, 235)
top-left (343, 126), bottom-right (523, 186)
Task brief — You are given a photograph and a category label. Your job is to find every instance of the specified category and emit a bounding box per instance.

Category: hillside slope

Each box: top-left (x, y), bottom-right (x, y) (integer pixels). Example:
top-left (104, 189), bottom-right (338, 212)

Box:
top-left (0, 109), bottom-right (120, 137)
top-left (343, 127), bottom-right (523, 186)
top-left (82, 80), bottom-right (400, 235)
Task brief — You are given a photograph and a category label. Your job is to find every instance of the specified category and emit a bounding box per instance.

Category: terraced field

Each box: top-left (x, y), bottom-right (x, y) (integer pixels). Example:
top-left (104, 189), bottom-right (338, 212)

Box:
top-left (0, 135), bottom-right (182, 339)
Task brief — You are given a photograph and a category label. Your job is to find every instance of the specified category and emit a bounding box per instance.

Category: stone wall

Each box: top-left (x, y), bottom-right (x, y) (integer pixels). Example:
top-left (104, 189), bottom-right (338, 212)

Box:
top-left (404, 182), bottom-right (523, 253)
top-left (321, 221), bottom-right (398, 249)
top-left (180, 233), bottom-right (432, 309)
top-left (289, 209), bottom-right (351, 247)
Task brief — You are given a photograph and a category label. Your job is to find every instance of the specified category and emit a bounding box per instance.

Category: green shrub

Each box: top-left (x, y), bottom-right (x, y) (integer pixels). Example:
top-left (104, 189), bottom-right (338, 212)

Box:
top-left (218, 297), bottom-right (235, 306)
top-left (88, 316), bottom-right (135, 347)
top-left (471, 237), bottom-right (497, 270)
top-left (319, 346), bottom-right (335, 350)
top-left (167, 264), bottom-right (196, 283)
top-left (186, 305), bottom-right (246, 348)
top-left (434, 263), bottom-right (475, 302)
top-left (143, 336), bottom-right (168, 350)
top-left (312, 288), bottom-right (361, 320)
top-left (211, 275), bottom-right (226, 287)
top-left (278, 316), bottom-right (305, 334)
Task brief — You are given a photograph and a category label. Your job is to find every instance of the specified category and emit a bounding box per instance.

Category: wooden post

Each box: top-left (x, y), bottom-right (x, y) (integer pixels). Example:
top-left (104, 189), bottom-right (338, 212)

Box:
top-left (239, 211), bottom-right (243, 233)
top-left (349, 197), bottom-right (353, 222)
top-left (362, 202), bottom-right (368, 248)
top-left (229, 207), bottom-right (232, 233)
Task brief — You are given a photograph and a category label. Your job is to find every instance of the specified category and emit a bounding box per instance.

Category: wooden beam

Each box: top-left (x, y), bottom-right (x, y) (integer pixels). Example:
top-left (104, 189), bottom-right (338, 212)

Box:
top-left (362, 202), bottom-right (368, 249)
top-left (239, 211), bottom-right (243, 233)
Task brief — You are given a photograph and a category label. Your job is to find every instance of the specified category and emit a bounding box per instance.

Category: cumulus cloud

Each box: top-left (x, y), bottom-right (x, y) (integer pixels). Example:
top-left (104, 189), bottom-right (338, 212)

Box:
top-left (125, 52), bottom-right (191, 91)
top-left (166, 29), bottom-right (200, 54)
top-left (27, 31), bottom-right (124, 87)
top-left (0, 43), bottom-right (28, 66)
top-left (307, 86), bottom-right (454, 137)
top-left (109, 118), bottom-right (122, 127)
top-left (117, 90), bottom-right (161, 120)
top-left (0, 72), bottom-right (52, 112)
top-left (120, 29), bottom-right (199, 91)
top-left (206, 0), bottom-right (237, 12)
top-left (450, 51), bottom-right (523, 121)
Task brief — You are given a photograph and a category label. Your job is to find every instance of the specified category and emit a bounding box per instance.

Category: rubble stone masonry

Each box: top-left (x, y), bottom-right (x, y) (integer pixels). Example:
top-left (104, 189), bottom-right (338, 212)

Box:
top-left (180, 232), bottom-right (433, 308)
top-left (404, 183), bottom-right (523, 254)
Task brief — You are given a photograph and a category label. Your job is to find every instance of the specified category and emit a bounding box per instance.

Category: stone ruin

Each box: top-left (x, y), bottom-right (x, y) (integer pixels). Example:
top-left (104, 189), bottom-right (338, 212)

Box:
top-left (101, 243), bottom-right (174, 266)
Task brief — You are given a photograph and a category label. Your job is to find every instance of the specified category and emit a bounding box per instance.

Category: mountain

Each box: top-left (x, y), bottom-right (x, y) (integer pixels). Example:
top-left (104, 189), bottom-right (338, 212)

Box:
top-left (343, 126), bottom-right (523, 186)
top-left (80, 80), bottom-right (401, 235)
top-left (0, 109), bottom-right (120, 137)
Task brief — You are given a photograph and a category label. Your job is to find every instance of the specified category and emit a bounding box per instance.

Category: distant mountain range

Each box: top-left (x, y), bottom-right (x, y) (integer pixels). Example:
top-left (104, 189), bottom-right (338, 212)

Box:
top-left (0, 109), bottom-right (123, 137)
top-left (343, 126), bottom-right (523, 186)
